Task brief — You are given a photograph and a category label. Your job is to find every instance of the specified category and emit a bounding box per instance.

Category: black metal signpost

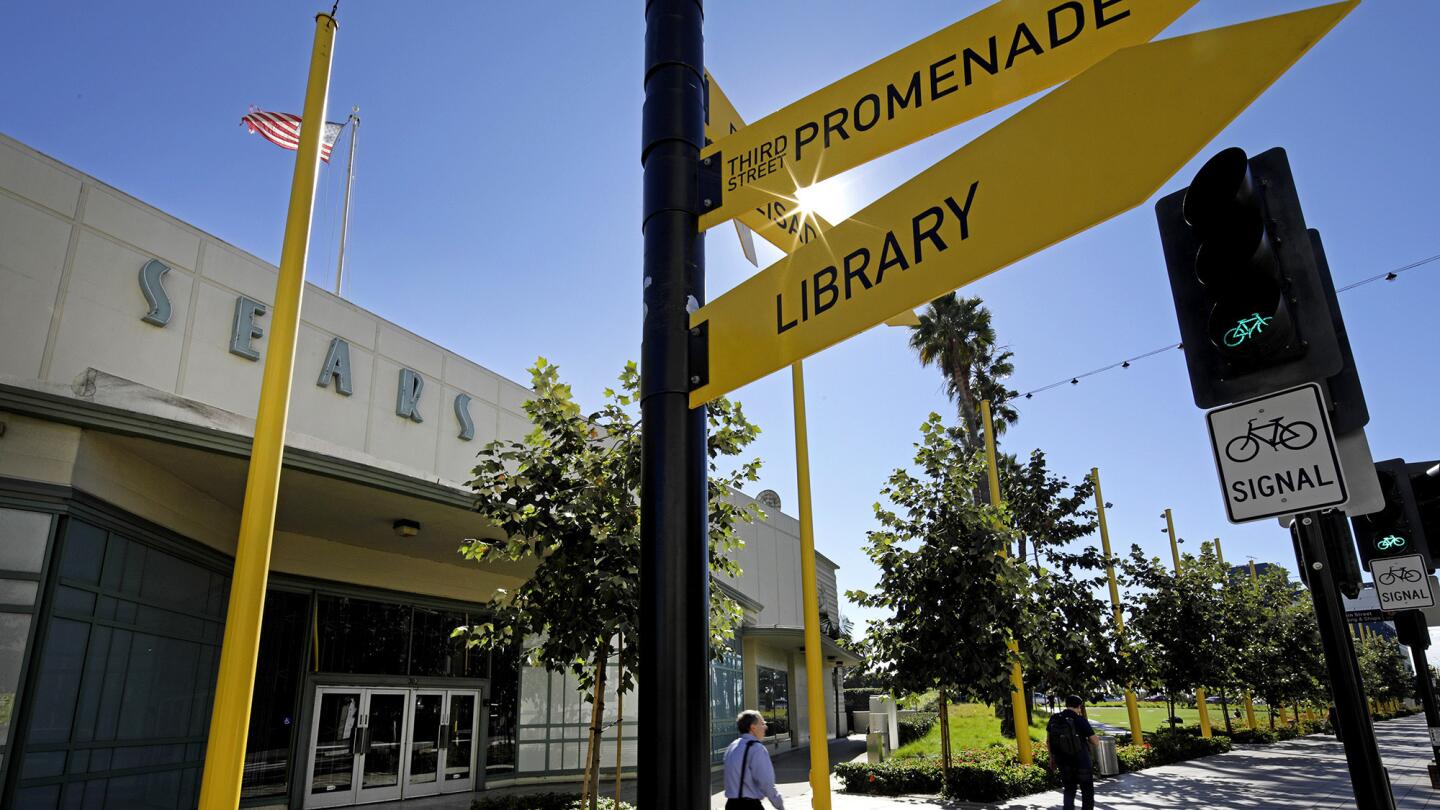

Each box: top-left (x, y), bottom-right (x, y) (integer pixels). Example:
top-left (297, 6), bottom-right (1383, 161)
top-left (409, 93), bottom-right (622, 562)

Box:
top-left (1294, 512), bottom-right (1396, 810)
top-left (641, 0), bottom-right (709, 807)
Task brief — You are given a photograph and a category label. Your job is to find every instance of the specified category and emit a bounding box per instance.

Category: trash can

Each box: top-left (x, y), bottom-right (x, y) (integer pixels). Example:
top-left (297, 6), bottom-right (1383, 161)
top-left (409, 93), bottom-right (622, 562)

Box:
top-left (1094, 735), bottom-right (1119, 777)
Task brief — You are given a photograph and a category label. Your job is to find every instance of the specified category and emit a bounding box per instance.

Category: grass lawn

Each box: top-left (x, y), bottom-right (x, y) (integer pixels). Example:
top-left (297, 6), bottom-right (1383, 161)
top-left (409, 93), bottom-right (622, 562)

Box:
top-left (893, 702), bottom-right (1047, 759)
top-left (1084, 705), bottom-right (1204, 734)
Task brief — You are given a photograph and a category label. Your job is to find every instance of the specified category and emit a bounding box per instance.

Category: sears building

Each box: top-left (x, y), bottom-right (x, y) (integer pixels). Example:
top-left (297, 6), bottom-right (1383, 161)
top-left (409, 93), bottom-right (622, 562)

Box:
top-left (0, 133), bottom-right (856, 808)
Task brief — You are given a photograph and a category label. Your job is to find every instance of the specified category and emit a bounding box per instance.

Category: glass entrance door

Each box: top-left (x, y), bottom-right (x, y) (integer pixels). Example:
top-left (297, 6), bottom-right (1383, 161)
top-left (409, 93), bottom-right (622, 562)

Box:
top-left (305, 689), bottom-right (363, 808)
top-left (443, 691), bottom-right (478, 789)
top-left (305, 686), bottom-right (482, 807)
top-left (405, 691), bottom-right (445, 797)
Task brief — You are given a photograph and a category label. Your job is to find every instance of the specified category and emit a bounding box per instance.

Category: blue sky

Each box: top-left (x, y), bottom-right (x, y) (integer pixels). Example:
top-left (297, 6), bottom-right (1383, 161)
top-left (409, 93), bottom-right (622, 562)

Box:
top-left (5, 1), bottom-right (1439, 654)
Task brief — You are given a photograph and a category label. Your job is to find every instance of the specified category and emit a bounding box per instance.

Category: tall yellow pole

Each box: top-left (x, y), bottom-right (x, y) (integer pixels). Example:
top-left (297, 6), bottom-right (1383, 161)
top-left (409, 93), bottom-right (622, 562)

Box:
top-left (1163, 509), bottom-right (1212, 738)
top-left (1092, 469), bottom-right (1143, 745)
top-left (791, 361), bottom-right (832, 810)
top-left (1244, 561), bottom-right (1258, 730)
top-left (198, 13), bottom-right (336, 808)
top-left (982, 400), bottom-right (1032, 764)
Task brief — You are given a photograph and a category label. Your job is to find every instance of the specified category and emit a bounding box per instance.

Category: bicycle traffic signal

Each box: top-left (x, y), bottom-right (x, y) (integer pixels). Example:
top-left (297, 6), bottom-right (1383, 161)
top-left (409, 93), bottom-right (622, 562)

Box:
top-left (1351, 458), bottom-right (1432, 573)
top-left (1156, 147), bottom-right (1344, 409)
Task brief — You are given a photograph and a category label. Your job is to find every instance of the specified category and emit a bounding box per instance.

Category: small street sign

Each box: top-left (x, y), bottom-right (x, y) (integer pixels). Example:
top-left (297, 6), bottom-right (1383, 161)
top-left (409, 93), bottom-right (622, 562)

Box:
top-left (697, 0), bottom-right (1199, 234)
top-left (1371, 555), bottom-right (1436, 612)
top-left (1207, 383), bottom-right (1347, 523)
top-left (689, 3), bottom-right (1355, 405)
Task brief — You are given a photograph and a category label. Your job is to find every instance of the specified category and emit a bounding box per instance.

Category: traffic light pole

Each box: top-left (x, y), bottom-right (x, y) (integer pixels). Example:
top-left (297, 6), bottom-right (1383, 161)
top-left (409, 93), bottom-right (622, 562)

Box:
top-left (1398, 611), bottom-right (1440, 784)
top-left (1296, 511), bottom-right (1395, 810)
top-left (641, 1), bottom-right (710, 808)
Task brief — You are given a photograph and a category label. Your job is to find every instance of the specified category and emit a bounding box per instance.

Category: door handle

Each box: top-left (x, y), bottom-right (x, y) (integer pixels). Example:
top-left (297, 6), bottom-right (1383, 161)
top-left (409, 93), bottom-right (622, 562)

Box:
top-left (439, 723), bottom-right (449, 751)
top-left (351, 727), bottom-right (365, 756)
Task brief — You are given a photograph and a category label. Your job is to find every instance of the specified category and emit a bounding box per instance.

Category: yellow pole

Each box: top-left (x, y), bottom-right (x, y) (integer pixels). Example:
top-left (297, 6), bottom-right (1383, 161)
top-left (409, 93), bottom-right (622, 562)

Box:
top-left (982, 400), bottom-right (1032, 764)
top-left (1092, 468), bottom-right (1143, 746)
top-left (1244, 561), bottom-right (1258, 730)
top-left (1164, 509), bottom-right (1211, 738)
top-left (198, 13), bottom-right (336, 808)
top-left (790, 361), bottom-right (832, 810)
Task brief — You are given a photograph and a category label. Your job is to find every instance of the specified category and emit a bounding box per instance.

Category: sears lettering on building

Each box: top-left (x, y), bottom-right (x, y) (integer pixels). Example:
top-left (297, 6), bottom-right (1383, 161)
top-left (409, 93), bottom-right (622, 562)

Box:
top-left (136, 257), bottom-right (477, 441)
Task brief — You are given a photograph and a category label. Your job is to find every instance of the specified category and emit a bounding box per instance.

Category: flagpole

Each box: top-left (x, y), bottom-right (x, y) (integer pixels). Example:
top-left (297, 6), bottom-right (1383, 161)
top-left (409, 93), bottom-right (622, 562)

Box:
top-left (333, 106), bottom-right (359, 296)
top-left (198, 12), bottom-right (336, 808)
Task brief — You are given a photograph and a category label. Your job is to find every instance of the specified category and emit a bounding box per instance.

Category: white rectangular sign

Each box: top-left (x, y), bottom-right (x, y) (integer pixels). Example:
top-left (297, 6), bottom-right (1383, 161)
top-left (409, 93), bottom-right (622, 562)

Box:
top-left (1207, 383), bottom-right (1347, 523)
top-left (1371, 555), bottom-right (1435, 611)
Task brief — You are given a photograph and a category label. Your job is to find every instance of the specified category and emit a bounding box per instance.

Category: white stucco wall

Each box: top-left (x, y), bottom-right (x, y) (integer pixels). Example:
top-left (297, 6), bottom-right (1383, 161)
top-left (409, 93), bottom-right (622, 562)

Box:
top-left (0, 134), bottom-right (526, 488)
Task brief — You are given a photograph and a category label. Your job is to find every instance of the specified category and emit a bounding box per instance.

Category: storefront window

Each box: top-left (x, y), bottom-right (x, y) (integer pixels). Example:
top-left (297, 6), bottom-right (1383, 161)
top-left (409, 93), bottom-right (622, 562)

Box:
top-left (240, 590), bottom-right (310, 800)
top-left (486, 640), bottom-right (519, 775)
top-left (709, 643), bottom-right (744, 762)
top-left (0, 508), bottom-right (51, 781)
top-left (410, 607), bottom-right (470, 677)
top-left (14, 518), bottom-right (224, 808)
top-left (757, 666), bottom-right (790, 737)
top-left (315, 595), bottom-right (412, 675)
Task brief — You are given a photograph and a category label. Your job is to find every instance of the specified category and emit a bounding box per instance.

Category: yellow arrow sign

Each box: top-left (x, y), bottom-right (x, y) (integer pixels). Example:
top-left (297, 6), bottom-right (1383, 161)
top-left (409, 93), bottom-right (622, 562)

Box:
top-left (706, 71), bottom-right (833, 257)
top-left (698, 0), bottom-right (1200, 235)
top-left (690, 2), bottom-right (1357, 407)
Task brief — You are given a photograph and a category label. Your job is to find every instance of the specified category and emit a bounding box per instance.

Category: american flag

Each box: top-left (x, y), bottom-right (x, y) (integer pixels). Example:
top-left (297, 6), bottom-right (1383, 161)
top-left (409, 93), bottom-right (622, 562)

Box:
top-left (241, 110), bottom-right (344, 162)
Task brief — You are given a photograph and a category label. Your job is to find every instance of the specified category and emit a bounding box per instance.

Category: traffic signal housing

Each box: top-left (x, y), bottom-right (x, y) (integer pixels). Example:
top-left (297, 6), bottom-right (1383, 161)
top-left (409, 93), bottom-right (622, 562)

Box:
top-left (1156, 147), bottom-right (1344, 408)
top-left (1352, 458), bottom-right (1432, 573)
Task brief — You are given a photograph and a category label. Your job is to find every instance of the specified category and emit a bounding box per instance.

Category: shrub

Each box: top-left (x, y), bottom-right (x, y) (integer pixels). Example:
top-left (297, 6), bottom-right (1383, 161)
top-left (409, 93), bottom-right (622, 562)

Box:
top-left (1147, 728), bottom-right (1232, 764)
top-left (1227, 728), bottom-right (1279, 745)
top-left (845, 688), bottom-right (882, 712)
top-left (941, 748), bottom-right (1050, 802)
top-left (835, 760), bottom-right (943, 795)
top-left (897, 713), bottom-right (938, 746)
top-left (1116, 743), bottom-right (1155, 773)
top-left (471, 794), bottom-right (634, 810)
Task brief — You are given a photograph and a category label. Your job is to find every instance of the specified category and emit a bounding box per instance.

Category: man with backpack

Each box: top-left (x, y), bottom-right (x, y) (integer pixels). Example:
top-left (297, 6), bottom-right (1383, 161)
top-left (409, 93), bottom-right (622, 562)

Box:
top-left (1047, 695), bottom-right (1099, 810)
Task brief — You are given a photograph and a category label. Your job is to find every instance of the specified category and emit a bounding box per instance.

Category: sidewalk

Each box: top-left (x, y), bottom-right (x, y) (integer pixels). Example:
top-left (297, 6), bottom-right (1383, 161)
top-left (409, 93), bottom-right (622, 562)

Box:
top-left (819, 714), bottom-right (1439, 809)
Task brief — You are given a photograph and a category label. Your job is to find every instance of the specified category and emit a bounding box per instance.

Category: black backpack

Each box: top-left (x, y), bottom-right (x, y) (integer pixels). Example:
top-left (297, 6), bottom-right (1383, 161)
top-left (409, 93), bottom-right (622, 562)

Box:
top-left (1048, 712), bottom-right (1084, 758)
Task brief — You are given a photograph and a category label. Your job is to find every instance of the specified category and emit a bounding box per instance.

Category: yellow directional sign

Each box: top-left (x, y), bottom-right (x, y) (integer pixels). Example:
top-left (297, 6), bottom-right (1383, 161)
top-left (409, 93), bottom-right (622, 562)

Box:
top-left (705, 71), bottom-right (832, 257)
top-left (690, 3), bottom-right (1357, 407)
top-left (697, 0), bottom-right (1200, 235)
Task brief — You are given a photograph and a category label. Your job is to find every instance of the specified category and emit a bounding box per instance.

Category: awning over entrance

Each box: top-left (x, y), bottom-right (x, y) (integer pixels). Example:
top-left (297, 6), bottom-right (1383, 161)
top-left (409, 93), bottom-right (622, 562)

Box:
top-left (739, 627), bottom-right (862, 667)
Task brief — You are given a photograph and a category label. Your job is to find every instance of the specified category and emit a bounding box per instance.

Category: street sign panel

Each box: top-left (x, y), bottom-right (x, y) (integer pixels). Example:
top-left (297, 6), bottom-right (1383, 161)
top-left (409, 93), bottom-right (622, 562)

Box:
top-left (705, 71), bottom-right (832, 258)
top-left (698, 0), bottom-right (1200, 234)
top-left (689, 3), bottom-right (1356, 406)
top-left (1207, 383), bottom-right (1347, 523)
top-left (1371, 555), bottom-right (1435, 612)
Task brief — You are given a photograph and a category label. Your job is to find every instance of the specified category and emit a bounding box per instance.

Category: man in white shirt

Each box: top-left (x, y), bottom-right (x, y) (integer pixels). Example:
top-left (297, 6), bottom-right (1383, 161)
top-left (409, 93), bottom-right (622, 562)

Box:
top-left (722, 710), bottom-right (785, 809)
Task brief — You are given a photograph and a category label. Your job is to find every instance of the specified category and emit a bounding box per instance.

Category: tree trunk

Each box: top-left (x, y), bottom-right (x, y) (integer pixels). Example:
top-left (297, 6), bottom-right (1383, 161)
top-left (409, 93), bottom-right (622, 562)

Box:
top-left (1220, 688), bottom-right (1232, 735)
top-left (583, 642), bottom-right (609, 810)
top-left (614, 636), bottom-right (625, 805)
top-left (938, 690), bottom-right (952, 781)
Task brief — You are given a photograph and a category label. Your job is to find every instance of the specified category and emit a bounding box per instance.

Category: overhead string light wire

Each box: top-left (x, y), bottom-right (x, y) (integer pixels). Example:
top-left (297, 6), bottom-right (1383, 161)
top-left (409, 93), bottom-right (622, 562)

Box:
top-left (1018, 253), bottom-right (1440, 400)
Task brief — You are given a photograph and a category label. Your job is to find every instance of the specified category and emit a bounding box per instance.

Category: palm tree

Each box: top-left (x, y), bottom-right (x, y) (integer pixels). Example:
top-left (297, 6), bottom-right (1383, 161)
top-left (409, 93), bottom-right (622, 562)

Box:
top-left (909, 294), bottom-right (1017, 455)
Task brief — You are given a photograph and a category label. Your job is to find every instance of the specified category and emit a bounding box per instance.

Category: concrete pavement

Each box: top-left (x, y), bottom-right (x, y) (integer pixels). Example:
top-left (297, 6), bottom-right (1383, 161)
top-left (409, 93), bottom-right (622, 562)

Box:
top-left (370, 716), bottom-right (1438, 808)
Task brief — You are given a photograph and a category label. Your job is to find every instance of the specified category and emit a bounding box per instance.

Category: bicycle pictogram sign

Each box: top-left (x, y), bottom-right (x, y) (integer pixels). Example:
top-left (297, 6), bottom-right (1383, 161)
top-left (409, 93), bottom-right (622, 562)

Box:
top-left (1223, 416), bottom-right (1317, 463)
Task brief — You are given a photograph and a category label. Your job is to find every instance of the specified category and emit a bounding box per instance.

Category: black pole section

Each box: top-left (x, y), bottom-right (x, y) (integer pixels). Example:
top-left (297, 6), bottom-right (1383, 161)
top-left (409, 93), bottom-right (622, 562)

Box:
top-left (1398, 610), bottom-right (1440, 783)
top-left (641, 1), bottom-right (708, 808)
top-left (1295, 511), bottom-right (1396, 810)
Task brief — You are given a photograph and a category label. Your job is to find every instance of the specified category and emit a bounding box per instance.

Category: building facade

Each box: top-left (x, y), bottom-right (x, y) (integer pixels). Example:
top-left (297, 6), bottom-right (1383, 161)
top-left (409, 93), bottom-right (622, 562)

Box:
top-left (0, 133), bottom-right (855, 808)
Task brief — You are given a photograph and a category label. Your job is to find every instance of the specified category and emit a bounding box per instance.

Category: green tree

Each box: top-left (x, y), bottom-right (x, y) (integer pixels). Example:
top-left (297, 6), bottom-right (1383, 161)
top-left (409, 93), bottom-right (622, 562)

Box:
top-left (1121, 544), bottom-right (1228, 725)
top-left (1232, 569), bottom-right (1326, 728)
top-left (908, 294), bottom-right (1016, 458)
top-left (849, 413), bottom-right (1028, 777)
top-left (1357, 632), bottom-right (1413, 708)
top-left (457, 359), bottom-right (761, 808)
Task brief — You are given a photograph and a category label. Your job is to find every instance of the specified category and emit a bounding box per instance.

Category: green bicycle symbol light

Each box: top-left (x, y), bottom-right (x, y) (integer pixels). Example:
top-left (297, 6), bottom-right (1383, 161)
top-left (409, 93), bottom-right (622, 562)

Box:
top-left (1223, 313), bottom-right (1273, 348)
top-left (1375, 535), bottom-right (1407, 552)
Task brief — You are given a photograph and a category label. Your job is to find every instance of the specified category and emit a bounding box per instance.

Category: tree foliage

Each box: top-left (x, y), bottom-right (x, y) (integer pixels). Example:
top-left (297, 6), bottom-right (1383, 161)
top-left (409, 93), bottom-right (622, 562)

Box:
top-left (849, 414), bottom-right (1029, 768)
top-left (456, 359), bottom-right (761, 806)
